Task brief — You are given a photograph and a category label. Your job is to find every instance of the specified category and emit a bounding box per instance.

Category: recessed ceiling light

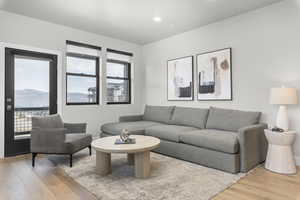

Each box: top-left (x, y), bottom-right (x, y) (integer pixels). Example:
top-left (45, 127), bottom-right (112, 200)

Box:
top-left (153, 17), bottom-right (162, 22)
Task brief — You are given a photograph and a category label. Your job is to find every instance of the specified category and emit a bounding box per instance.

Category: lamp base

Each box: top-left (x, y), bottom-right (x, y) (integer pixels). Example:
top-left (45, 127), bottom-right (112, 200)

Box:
top-left (276, 105), bottom-right (289, 131)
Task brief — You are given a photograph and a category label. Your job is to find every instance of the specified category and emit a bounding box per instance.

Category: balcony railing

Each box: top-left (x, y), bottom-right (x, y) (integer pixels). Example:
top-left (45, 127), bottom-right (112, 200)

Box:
top-left (14, 107), bottom-right (49, 134)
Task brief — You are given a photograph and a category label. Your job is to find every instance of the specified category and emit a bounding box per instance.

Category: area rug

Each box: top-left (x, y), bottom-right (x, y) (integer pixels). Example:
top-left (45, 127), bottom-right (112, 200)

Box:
top-left (48, 150), bottom-right (245, 200)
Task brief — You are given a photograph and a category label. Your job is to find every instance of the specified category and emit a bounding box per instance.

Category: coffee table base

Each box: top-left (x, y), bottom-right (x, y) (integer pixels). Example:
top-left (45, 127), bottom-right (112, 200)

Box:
top-left (134, 151), bottom-right (150, 178)
top-left (96, 151), bottom-right (111, 175)
top-left (95, 151), bottom-right (151, 178)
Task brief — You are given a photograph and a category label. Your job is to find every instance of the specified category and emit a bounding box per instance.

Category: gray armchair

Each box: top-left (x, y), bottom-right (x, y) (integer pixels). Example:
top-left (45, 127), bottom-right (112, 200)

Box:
top-left (31, 114), bottom-right (92, 167)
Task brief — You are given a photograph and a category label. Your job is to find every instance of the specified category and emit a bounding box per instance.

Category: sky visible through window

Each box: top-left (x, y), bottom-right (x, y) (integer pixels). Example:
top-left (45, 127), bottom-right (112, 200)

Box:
top-left (15, 57), bottom-right (49, 92)
top-left (67, 56), bottom-right (96, 75)
top-left (14, 57), bottom-right (50, 108)
top-left (107, 62), bottom-right (126, 77)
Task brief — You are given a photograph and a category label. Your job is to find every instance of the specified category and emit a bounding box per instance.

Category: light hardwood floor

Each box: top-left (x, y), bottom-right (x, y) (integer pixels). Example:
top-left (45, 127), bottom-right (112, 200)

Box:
top-left (0, 155), bottom-right (299, 200)
top-left (214, 166), bottom-right (300, 200)
top-left (0, 154), bottom-right (97, 200)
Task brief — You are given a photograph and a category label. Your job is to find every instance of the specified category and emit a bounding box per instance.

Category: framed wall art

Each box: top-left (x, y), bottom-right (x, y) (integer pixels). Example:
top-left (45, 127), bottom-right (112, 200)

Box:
top-left (196, 48), bottom-right (232, 101)
top-left (167, 56), bottom-right (194, 101)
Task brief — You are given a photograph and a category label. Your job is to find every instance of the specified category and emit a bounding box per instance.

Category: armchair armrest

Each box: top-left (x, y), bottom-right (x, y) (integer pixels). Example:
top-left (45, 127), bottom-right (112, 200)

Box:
top-left (119, 115), bottom-right (144, 122)
top-left (64, 123), bottom-right (87, 134)
top-left (30, 128), bottom-right (66, 153)
top-left (237, 123), bottom-right (268, 172)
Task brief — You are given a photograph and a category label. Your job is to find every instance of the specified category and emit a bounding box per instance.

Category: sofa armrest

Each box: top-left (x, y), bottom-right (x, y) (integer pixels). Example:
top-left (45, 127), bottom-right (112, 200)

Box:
top-left (64, 123), bottom-right (87, 134)
top-left (30, 128), bottom-right (67, 152)
top-left (119, 115), bottom-right (144, 122)
top-left (237, 123), bottom-right (268, 172)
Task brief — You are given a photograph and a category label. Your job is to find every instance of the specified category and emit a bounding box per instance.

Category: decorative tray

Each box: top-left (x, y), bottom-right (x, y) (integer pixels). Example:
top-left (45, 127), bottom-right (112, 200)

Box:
top-left (115, 138), bottom-right (136, 145)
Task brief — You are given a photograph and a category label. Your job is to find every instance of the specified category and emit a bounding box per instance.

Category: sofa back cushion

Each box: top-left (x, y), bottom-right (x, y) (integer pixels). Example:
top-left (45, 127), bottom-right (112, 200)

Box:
top-left (143, 105), bottom-right (175, 124)
top-left (206, 107), bottom-right (261, 132)
top-left (170, 107), bottom-right (209, 129)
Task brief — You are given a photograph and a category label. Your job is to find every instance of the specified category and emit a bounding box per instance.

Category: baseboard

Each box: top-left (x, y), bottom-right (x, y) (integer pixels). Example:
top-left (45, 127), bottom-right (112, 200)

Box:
top-left (295, 156), bottom-right (300, 166)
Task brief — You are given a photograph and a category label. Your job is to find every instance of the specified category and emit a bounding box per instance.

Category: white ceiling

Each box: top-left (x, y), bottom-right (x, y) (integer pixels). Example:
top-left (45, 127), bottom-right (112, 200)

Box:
top-left (0, 0), bottom-right (282, 44)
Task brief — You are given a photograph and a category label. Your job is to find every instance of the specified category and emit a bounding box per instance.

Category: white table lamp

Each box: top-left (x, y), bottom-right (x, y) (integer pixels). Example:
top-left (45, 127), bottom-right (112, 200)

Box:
top-left (270, 87), bottom-right (298, 131)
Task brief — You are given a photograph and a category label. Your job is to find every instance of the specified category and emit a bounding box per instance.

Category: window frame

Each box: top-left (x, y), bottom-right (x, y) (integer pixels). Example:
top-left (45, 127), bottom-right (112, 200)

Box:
top-left (106, 59), bottom-right (131, 105)
top-left (66, 42), bottom-right (100, 105)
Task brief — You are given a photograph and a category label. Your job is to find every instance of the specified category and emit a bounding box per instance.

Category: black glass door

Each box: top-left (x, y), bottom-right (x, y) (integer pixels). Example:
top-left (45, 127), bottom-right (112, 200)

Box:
top-left (5, 48), bottom-right (57, 157)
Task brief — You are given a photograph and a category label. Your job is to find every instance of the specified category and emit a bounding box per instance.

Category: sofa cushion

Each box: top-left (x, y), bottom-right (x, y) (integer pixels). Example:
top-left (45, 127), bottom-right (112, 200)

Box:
top-left (170, 107), bottom-right (209, 129)
top-left (145, 125), bottom-right (198, 142)
top-left (101, 121), bottom-right (162, 136)
top-left (143, 105), bottom-right (175, 124)
top-left (65, 133), bottom-right (92, 153)
top-left (32, 114), bottom-right (64, 129)
top-left (206, 107), bottom-right (261, 132)
top-left (179, 129), bottom-right (239, 154)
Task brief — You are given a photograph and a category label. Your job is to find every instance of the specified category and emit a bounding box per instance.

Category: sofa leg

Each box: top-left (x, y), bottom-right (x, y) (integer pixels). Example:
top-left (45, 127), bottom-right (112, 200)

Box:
top-left (70, 154), bottom-right (73, 168)
top-left (88, 145), bottom-right (92, 156)
top-left (32, 153), bottom-right (37, 167)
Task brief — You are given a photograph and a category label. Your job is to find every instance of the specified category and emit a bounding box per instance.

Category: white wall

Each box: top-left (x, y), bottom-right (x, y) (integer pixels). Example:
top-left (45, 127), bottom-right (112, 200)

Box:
top-left (0, 11), bottom-right (145, 157)
top-left (142, 0), bottom-right (300, 164)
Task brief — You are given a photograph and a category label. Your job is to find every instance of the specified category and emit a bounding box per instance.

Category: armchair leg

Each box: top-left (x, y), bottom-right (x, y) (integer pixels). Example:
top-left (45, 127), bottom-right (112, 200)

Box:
top-left (88, 145), bottom-right (92, 156)
top-left (70, 154), bottom-right (73, 168)
top-left (32, 153), bottom-right (37, 167)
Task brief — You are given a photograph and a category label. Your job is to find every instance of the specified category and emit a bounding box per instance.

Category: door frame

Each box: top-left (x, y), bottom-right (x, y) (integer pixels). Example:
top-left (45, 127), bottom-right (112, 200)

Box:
top-left (0, 42), bottom-right (63, 158)
top-left (5, 48), bottom-right (58, 157)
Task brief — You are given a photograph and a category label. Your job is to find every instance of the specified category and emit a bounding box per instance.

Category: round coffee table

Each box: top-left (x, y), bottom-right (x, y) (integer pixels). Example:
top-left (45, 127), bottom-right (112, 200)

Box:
top-left (91, 135), bottom-right (160, 178)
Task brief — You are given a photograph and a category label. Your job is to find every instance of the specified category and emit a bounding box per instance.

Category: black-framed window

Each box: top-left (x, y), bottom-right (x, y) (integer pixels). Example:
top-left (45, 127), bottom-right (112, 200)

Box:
top-left (106, 49), bottom-right (133, 104)
top-left (66, 40), bottom-right (101, 105)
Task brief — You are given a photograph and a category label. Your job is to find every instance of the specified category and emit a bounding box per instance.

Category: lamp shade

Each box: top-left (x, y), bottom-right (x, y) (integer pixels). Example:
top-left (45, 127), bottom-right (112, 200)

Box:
top-left (270, 87), bottom-right (298, 105)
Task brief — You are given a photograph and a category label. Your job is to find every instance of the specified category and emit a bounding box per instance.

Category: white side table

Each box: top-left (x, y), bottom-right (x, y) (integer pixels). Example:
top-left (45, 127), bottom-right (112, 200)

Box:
top-left (264, 129), bottom-right (297, 174)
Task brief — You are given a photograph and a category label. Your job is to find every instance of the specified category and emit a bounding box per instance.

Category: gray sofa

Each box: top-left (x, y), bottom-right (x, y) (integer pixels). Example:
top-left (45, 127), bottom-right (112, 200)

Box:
top-left (101, 106), bottom-right (268, 173)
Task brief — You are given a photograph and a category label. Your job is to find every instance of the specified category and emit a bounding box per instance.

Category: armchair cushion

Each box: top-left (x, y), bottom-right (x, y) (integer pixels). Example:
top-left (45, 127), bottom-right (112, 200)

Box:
top-left (32, 114), bottom-right (64, 129)
top-left (65, 134), bottom-right (92, 153)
